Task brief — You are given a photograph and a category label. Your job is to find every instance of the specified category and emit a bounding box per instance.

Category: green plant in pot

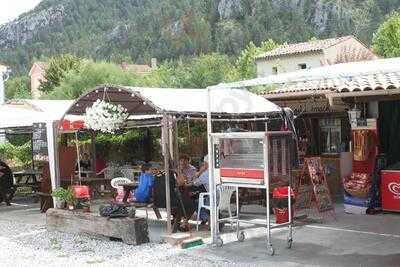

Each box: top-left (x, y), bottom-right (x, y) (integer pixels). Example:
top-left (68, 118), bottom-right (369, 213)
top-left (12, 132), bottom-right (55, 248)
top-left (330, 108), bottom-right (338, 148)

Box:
top-left (51, 188), bottom-right (77, 210)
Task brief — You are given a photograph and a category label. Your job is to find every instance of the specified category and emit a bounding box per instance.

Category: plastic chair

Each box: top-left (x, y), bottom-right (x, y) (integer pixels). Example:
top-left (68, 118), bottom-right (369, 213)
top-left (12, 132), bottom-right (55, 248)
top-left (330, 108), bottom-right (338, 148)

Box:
top-left (217, 186), bottom-right (236, 224)
top-left (120, 168), bottom-right (135, 181)
top-left (196, 185), bottom-right (236, 231)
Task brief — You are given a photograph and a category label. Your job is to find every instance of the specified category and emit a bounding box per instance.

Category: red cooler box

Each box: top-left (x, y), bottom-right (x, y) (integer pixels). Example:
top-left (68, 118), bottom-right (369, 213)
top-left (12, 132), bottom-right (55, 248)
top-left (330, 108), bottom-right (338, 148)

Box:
top-left (381, 170), bottom-right (400, 212)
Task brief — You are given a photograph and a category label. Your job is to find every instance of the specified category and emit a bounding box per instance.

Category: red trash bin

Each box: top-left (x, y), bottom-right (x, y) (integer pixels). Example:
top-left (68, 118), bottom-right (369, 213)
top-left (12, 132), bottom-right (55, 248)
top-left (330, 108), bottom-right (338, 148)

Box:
top-left (272, 187), bottom-right (295, 224)
top-left (70, 185), bottom-right (90, 199)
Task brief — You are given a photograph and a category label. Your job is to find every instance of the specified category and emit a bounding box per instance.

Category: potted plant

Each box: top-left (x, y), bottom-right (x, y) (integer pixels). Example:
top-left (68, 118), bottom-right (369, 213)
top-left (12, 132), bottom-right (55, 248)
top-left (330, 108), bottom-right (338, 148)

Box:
top-left (65, 189), bottom-right (77, 210)
top-left (51, 188), bottom-right (77, 210)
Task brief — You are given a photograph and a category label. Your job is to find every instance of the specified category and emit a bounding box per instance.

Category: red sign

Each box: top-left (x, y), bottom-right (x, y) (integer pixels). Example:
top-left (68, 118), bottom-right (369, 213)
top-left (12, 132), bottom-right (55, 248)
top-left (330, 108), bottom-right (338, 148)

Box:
top-left (381, 171), bottom-right (400, 212)
top-left (59, 119), bottom-right (85, 131)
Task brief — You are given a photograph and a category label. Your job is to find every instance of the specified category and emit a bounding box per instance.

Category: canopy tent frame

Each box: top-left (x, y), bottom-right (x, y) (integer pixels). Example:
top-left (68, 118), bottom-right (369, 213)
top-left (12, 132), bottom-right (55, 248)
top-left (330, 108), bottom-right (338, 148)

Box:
top-left (13, 85), bottom-right (283, 235)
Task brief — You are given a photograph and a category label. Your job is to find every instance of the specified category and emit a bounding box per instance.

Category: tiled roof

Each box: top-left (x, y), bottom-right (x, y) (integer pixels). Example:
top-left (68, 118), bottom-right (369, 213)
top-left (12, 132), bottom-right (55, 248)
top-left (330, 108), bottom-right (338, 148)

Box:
top-left (268, 71), bottom-right (400, 95)
top-left (34, 61), bottom-right (49, 70)
top-left (256, 36), bottom-right (353, 60)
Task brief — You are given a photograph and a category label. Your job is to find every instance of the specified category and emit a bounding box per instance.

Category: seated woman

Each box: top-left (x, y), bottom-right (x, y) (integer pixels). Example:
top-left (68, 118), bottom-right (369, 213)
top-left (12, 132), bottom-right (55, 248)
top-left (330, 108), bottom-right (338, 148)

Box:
top-left (134, 163), bottom-right (155, 203)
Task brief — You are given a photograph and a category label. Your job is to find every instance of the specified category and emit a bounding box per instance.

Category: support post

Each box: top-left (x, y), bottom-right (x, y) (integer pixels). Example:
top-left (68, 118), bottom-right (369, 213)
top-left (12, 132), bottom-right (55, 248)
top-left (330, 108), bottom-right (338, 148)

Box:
top-left (46, 121), bottom-right (60, 206)
top-left (168, 117), bottom-right (179, 170)
top-left (162, 115), bottom-right (172, 234)
top-left (206, 86), bottom-right (217, 244)
top-left (90, 131), bottom-right (96, 174)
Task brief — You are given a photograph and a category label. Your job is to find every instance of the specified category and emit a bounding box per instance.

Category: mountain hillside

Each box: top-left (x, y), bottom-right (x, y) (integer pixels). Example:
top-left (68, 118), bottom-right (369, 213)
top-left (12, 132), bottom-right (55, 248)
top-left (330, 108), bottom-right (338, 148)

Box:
top-left (1, 0), bottom-right (399, 73)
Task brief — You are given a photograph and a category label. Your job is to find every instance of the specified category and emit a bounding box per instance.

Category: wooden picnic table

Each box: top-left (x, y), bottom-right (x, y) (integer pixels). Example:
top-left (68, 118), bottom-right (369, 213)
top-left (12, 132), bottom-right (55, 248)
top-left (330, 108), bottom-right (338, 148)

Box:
top-left (13, 169), bottom-right (42, 192)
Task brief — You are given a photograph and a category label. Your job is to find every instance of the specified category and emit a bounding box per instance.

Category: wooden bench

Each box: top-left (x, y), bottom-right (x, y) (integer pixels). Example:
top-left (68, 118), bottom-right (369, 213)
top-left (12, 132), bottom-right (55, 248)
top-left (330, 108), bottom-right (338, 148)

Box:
top-left (46, 208), bottom-right (149, 245)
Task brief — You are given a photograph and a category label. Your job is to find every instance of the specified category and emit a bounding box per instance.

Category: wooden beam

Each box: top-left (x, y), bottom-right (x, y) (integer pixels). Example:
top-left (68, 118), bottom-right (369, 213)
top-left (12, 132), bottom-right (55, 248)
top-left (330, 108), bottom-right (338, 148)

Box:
top-left (264, 90), bottom-right (331, 100)
top-left (327, 89), bottom-right (400, 99)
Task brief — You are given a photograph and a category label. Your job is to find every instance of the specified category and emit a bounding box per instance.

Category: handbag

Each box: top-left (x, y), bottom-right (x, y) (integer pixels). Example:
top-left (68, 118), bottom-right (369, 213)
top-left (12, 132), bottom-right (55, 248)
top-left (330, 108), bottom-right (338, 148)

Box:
top-left (99, 203), bottom-right (129, 218)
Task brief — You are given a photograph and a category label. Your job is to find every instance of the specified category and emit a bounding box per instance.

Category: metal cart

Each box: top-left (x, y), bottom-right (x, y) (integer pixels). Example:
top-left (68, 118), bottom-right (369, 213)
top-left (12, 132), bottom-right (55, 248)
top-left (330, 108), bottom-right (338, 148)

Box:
top-left (210, 131), bottom-right (295, 255)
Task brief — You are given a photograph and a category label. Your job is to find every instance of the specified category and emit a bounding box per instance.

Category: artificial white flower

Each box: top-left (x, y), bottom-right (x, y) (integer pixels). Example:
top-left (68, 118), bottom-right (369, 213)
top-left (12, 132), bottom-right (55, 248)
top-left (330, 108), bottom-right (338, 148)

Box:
top-left (85, 100), bottom-right (128, 133)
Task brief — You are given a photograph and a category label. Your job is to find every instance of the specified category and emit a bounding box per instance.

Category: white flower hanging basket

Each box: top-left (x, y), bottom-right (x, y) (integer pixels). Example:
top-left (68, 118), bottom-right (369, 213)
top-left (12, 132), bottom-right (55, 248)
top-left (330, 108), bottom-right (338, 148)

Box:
top-left (85, 99), bottom-right (129, 133)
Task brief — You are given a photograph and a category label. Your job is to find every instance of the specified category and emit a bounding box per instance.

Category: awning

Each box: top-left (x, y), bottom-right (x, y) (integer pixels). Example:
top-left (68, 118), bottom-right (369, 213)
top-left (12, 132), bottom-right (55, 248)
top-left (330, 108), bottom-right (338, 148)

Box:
top-left (65, 85), bottom-right (282, 118)
top-left (0, 100), bottom-right (75, 130)
top-left (266, 71), bottom-right (400, 97)
top-left (220, 57), bottom-right (400, 90)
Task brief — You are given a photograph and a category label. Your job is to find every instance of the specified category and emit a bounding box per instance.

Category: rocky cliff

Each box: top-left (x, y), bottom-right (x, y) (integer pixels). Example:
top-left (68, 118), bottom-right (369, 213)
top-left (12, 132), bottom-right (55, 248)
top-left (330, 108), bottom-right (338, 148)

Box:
top-left (0, 0), bottom-right (398, 73)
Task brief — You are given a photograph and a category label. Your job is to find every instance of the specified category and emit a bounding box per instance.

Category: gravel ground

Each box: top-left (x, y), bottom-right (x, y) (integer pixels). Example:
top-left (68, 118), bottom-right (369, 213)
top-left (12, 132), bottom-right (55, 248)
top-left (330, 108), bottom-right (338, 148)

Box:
top-left (0, 220), bottom-right (234, 267)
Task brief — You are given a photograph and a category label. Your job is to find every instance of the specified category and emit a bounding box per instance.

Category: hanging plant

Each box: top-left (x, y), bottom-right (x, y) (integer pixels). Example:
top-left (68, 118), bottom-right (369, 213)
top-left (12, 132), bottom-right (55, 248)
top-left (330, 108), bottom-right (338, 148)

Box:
top-left (85, 99), bottom-right (129, 133)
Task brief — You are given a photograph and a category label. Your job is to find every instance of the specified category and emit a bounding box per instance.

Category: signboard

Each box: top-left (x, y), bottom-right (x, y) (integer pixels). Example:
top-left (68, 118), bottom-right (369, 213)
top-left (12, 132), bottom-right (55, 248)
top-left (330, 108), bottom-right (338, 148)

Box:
top-left (32, 123), bottom-right (49, 161)
top-left (305, 157), bottom-right (334, 212)
top-left (381, 171), bottom-right (400, 212)
top-left (296, 157), bottom-right (335, 217)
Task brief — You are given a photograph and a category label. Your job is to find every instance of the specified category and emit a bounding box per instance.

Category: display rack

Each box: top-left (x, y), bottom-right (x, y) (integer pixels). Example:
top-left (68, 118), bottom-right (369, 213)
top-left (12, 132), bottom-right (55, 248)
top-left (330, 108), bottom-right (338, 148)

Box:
top-left (210, 131), bottom-right (295, 255)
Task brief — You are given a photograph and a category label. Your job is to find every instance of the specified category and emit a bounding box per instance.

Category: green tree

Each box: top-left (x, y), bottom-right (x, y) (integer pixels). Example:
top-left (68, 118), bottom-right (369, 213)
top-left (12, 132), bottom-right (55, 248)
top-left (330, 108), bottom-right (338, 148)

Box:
top-left (43, 60), bottom-right (142, 99)
top-left (185, 53), bottom-right (236, 88)
top-left (4, 76), bottom-right (31, 99)
top-left (372, 12), bottom-right (400, 58)
top-left (39, 54), bottom-right (82, 92)
top-left (235, 39), bottom-right (280, 79)
top-left (144, 53), bottom-right (237, 88)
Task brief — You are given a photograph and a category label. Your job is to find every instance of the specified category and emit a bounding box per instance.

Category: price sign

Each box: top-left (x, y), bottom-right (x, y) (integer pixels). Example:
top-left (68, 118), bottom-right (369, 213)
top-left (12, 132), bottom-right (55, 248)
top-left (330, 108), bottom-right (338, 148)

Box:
top-left (32, 123), bottom-right (48, 161)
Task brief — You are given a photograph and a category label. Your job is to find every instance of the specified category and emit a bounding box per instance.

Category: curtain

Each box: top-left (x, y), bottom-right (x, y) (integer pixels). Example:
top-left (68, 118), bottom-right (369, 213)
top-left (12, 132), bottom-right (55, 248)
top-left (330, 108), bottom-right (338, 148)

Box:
top-left (379, 100), bottom-right (400, 166)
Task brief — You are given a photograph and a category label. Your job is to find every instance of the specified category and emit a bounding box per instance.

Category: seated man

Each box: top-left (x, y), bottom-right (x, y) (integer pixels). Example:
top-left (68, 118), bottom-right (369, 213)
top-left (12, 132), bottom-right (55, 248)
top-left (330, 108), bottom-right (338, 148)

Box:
top-left (193, 155), bottom-right (210, 226)
top-left (152, 168), bottom-right (195, 233)
top-left (134, 163), bottom-right (155, 203)
top-left (193, 155), bottom-right (209, 192)
top-left (176, 154), bottom-right (197, 186)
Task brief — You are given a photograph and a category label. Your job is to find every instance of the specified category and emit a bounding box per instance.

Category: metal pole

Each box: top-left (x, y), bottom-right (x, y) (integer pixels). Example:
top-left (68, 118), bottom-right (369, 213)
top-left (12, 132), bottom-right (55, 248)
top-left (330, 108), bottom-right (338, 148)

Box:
top-left (31, 132), bottom-right (35, 170)
top-left (162, 115), bottom-right (172, 234)
top-left (90, 131), bottom-right (96, 174)
top-left (47, 121), bottom-right (60, 206)
top-left (75, 131), bottom-right (81, 184)
top-left (264, 123), bottom-right (271, 248)
top-left (206, 86), bottom-right (217, 244)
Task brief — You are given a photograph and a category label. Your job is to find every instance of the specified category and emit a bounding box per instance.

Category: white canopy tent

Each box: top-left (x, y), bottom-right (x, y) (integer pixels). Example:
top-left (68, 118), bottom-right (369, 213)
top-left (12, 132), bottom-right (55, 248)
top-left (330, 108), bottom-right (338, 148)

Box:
top-left (0, 86), bottom-right (286, 239)
top-left (59, 85), bottom-right (283, 234)
top-left (0, 105), bottom-right (46, 129)
top-left (66, 86), bottom-right (281, 117)
top-left (0, 100), bottom-right (74, 130)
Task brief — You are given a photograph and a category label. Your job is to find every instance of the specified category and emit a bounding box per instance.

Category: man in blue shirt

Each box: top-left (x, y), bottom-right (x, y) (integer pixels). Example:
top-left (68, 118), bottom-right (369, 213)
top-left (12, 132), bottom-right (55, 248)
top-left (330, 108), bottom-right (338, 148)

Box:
top-left (134, 163), bottom-right (155, 203)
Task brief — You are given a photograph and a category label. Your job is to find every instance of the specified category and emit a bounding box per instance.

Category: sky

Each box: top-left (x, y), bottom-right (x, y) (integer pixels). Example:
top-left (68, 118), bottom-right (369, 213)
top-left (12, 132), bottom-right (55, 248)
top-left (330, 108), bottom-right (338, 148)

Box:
top-left (0, 0), bottom-right (42, 25)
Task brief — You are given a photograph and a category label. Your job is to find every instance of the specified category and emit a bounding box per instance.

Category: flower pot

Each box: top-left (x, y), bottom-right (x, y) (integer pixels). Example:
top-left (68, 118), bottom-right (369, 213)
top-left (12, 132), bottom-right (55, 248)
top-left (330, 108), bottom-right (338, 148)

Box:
top-left (56, 200), bottom-right (66, 209)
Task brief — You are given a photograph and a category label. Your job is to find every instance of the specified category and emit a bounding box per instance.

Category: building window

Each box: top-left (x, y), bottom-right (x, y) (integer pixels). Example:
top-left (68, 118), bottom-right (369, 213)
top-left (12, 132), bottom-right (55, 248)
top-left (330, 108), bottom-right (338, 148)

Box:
top-left (319, 118), bottom-right (342, 154)
top-left (272, 67), bottom-right (278, 75)
top-left (298, 63), bottom-right (307, 70)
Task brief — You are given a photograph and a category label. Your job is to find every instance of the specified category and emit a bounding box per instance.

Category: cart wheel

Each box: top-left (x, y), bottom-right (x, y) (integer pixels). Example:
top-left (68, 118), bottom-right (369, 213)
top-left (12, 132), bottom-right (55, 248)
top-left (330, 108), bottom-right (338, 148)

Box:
top-left (286, 238), bottom-right (293, 249)
top-left (216, 237), bottom-right (224, 248)
top-left (237, 231), bottom-right (245, 242)
top-left (267, 246), bottom-right (275, 256)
